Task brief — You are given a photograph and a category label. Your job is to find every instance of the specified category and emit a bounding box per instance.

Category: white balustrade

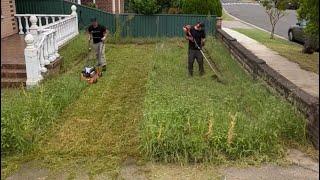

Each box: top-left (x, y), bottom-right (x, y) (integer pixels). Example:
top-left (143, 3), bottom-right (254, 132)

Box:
top-left (15, 14), bottom-right (70, 34)
top-left (21, 5), bottom-right (78, 87)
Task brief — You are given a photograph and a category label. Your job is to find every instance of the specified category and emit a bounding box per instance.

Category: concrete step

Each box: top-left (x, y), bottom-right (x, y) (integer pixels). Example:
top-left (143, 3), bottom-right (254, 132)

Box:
top-left (1, 77), bottom-right (26, 88)
top-left (1, 63), bottom-right (26, 70)
top-left (1, 68), bottom-right (27, 78)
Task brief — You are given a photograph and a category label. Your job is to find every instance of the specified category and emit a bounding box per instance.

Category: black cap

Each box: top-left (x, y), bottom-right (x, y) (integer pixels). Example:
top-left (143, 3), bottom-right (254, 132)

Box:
top-left (198, 22), bottom-right (205, 28)
top-left (91, 17), bottom-right (97, 22)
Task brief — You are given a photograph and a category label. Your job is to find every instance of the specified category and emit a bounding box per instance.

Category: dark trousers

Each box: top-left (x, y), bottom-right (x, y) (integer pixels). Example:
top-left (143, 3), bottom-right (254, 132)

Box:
top-left (188, 49), bottom-right (204, 76)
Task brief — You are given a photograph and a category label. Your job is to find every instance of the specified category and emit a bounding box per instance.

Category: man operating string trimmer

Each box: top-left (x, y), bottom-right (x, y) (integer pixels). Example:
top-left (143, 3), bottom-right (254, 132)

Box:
top-left (183, 22), bottom-right (224, 83)
top-left (183, 22), bottom-right (206, 77)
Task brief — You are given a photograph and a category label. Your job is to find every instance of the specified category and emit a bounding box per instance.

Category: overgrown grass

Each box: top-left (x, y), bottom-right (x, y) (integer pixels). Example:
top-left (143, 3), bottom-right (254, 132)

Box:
top-left (1, 32), bottom-right (88, 156)
top-left (140, 37), bottom-right (309, 164)
top-left (59, 32), bottom-right (89, 72)
top-left (233, 28), bottom-right (319, 74)
top-left (1, 36), bottom-right (314, 178)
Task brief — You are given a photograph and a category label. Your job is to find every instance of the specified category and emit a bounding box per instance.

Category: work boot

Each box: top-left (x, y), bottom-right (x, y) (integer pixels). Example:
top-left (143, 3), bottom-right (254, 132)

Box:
top-left (199, 71), bottom-right (205, 76)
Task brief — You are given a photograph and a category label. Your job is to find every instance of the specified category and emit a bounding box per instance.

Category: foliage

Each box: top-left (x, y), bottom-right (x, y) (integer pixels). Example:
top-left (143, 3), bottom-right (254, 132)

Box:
top-left (168, 7), bottom-right (182, 14)
top-left (129, 0), bottom-right (160, 14)
top-left (182, 0), bottom-right (222, 16)
top-left (86, 2), bottom-right (97, 8)
top-left (260, 0), bottom-right (287, 39)
top-left (157, 0), bottom-right (171, 9)
top-left (1, 33), bottom-right (89, 155)
top-left (297, 0), bottom-right (319, 53)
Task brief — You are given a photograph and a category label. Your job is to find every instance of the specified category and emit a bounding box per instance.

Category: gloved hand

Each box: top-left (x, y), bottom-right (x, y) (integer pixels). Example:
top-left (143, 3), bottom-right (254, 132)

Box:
top-left (188, 36), bottom-right (194, 42)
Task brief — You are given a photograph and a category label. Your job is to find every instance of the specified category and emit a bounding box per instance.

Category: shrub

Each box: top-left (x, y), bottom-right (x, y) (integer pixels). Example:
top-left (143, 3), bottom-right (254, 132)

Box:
top-left (168, 7), bottom-right (182, 14)
top-left (297, 0), bottom-right (319, 53)
top-left (86, 2), bottom-right (97, 8)
top-left (182, 0), bottom-right (222, 16)
top-left (129, 0), bottom-right (160, 14)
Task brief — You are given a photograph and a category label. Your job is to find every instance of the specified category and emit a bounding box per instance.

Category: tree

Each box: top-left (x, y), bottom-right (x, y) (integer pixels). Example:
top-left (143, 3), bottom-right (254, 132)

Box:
top-left (157, 0), bottom-right (171, 9)
top-left (261, 0), bottom-right (287, 39)
top-left (297, 0), bottom-right (319, 53)
top-left (129, 0), bottom-right (160, 15)
top-left (182, 0), bottom-right (222, 16)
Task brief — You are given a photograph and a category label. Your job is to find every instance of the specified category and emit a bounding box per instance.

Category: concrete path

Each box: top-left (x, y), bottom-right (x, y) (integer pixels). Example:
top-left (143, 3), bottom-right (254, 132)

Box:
top-left (6, 149), bottom-right (319, 180)
top-left (222, 20), bottom-right (253, 29)
top-left (222, 27), bottom-right (319, 98)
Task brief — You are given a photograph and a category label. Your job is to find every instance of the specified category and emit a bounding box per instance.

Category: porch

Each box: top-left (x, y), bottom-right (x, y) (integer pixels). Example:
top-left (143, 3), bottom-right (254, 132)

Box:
top-left (1, 5), bottom-right (79, 88)
top-left (1, 34), bottom-right (25, 66)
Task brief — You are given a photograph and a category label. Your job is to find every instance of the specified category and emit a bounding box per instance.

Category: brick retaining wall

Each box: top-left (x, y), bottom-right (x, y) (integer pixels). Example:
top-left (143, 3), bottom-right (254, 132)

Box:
top-left (216, 29), bottom-right (319, 149)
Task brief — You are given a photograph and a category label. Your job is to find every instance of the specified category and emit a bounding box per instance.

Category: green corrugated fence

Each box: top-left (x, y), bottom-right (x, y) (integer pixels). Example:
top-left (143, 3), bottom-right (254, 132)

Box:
top-left (16, 0), bottom-right (64, 14)
top-left (15, 0), bottom-right (217, 37)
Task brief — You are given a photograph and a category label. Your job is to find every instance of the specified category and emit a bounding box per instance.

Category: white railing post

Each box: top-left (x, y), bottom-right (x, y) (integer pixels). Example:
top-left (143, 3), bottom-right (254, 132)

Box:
top-left (39, 44), bottom-right (46, 72)
top-left (48, 33), bottom-right (56, 62)
top-left (71, 5), bottom-right (79, 36)
top-left (24, 34), bottom-right (42, 87)
top-left (17, 16), bottom-right (24, 34)
top-left (24, 16), bottom-right (30, 34)
top-left (45, 16), bottom-right (49, 26)
top-left (53, 30), bottom-right (60, 58)
top-left (77, 0), bottom-right (81, 5)
top-left (51, 16), bottom-right (55, 23)
top-left (29, 15), bottom-right (39, 43)
top-left (43, 36), bottom-right (50, 65)
top-left (38, 16), bottom-right (43, 28)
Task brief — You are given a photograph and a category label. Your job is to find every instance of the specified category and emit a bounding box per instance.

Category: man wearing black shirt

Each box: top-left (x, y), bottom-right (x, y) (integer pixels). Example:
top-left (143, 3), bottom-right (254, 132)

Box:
top-left (183, 22), bottom-right (206, 76)
top-left (87, 18), bottom-right (108, 71)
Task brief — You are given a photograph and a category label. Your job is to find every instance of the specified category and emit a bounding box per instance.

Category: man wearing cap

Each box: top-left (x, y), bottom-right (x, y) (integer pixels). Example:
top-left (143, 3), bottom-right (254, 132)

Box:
top-left (87, 18), bottom-right (108, 71)
top-left (183, 22), bottom-right (206, 76)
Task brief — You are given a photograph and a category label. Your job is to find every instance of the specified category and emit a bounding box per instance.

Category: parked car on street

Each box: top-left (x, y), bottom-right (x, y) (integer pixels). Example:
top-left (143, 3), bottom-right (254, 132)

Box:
top-left (288, 20), bottom-right (319, 52)
top-left (288, 20), bottom-right (307, 43)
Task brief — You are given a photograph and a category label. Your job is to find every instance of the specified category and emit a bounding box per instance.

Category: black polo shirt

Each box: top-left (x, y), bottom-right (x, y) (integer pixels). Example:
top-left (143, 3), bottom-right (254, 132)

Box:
top-left (88, 24), bottom-right (107, 44)
top-left (187, 27), bottom-right (206, 50)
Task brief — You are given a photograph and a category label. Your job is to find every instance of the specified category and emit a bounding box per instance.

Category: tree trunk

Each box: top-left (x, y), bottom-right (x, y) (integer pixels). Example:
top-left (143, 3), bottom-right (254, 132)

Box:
top-left (270, 26), bottom-right (275, 39)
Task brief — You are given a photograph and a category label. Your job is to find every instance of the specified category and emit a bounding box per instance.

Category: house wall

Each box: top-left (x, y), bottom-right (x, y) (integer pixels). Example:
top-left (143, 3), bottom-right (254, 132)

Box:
top-left (1, 0), bottom-right (18, 38)
top-left (95, 0), bottom-right (124, 14)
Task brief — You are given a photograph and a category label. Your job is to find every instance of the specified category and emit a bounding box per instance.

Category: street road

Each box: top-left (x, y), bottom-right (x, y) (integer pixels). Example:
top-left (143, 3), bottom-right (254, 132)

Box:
top-left (222, 0), bottom-right (298, 39)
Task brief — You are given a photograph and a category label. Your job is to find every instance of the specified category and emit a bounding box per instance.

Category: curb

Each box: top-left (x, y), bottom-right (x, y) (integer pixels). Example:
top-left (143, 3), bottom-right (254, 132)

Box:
top-left (222, 6), bottom-right (288, 40)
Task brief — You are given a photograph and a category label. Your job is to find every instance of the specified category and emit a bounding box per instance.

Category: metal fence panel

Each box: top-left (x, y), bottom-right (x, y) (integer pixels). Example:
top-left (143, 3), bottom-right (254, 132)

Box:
top-left (16, 0), bottom-right (217, 37)
top-left (16, 0), bottom-right (64, 14)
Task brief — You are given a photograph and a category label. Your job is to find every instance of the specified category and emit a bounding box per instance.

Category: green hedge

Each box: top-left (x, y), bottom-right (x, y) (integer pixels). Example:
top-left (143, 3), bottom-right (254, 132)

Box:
top-left (182, 0), bottom-right (222, 16)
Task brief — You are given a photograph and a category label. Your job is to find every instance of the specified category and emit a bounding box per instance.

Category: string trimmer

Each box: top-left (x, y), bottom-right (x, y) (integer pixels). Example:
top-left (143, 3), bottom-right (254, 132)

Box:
top-left (194, 40), bottom-right (224, 83)
top-left (184, 26), bottom-right (224, 83)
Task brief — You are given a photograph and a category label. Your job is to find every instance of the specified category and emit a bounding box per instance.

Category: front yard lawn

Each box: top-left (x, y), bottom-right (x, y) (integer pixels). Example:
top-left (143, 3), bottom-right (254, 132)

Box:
top-left (1, 35), bottom-right (314, 178)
